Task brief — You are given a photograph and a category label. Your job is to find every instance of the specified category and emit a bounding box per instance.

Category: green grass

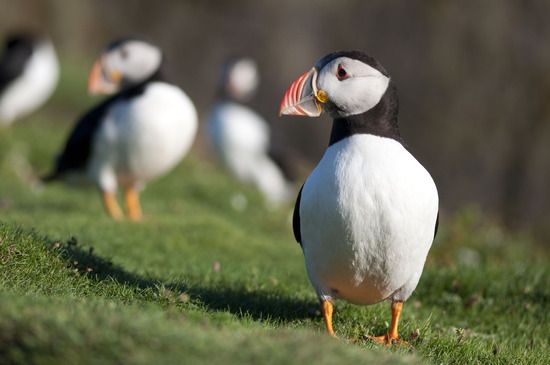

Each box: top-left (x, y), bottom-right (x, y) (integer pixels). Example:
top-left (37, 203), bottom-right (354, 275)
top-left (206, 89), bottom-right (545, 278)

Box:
top-left (0, 62), bottom-right (548, 364)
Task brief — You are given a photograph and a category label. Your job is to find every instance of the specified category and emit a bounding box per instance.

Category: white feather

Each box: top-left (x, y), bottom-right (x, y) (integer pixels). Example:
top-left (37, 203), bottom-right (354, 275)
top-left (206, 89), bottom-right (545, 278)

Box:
top-left (104, 40), bottom-right (162, 85)
top-left (300, 134), bottom-right (438, 304)
top-left (208, 101), bottom-right (293, 204)
top-left (88, 82), bottom-right (197, 191)
top-left (0, 40), bottom-right (59, 126)
top-left (317, 57), bottom-right (389, 117)
top-left (225, 59), bottom-right (259, 101)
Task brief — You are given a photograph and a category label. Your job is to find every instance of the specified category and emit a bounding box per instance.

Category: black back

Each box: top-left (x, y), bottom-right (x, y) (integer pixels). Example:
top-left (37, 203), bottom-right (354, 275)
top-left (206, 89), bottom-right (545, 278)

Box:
top-left (0, 34), bottom-right (35, 95)
top-left (44, 67), bottom-right (164, 180)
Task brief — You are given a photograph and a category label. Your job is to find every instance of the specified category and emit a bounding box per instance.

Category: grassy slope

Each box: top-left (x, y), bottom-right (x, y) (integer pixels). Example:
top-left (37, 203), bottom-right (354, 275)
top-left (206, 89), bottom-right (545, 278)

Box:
top-left (0, 61), bottom-right (548, 364)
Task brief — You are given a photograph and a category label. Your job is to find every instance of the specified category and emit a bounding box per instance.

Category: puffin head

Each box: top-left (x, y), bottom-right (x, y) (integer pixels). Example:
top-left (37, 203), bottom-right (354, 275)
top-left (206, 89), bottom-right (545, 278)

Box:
top-left (88, 39), bottom-right (162, 95)
top-left (221, 58), bottom-right (259, 102)
top-left (279, 51), bottom-right (390, 118)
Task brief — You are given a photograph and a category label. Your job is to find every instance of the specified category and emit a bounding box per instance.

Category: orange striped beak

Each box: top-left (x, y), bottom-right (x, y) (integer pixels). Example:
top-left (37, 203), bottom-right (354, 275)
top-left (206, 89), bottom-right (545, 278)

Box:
top-left (88, 59), bottom-right (121, 95)
top-left (279, 68), bottom-right (326, 117)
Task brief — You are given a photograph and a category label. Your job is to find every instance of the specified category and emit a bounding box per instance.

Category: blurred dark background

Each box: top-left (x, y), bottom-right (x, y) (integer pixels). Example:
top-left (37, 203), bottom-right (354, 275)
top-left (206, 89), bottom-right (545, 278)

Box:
top-left (1, 0), bottom-right (549, 239)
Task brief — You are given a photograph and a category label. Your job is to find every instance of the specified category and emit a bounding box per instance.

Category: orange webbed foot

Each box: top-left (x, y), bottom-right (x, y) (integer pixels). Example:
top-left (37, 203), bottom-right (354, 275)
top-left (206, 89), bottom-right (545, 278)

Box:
top-left (124, 186), bottom-right (142, 222)
top-left (367, 333), bottom-right (403, 346)
top-left (368, 301), bottom-right (406, 346)
top-left (321, 300), bottom-right (337, 338)
top-left (102, 191), bottom-right (123, 220)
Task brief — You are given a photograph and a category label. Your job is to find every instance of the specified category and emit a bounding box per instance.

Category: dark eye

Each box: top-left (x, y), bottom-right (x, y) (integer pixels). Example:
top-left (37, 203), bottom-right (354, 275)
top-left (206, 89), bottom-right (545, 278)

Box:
top-left (120, 48), bottom-right (129, 59)
top-left (336, 64), bottom-right (348, 80)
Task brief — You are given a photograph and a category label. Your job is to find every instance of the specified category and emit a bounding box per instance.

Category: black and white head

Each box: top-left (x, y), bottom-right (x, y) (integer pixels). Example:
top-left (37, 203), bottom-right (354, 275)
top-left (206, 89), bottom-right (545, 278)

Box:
top-left (88, 39), bottom-right (162, 95)
top-left (279, 51), bottom-right (391, 118)
top-left (222, 58), bottom-right (259, 102)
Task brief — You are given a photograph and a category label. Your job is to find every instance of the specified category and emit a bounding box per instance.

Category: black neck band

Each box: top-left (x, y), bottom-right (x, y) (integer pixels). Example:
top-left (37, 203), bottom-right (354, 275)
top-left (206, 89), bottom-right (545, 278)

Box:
top-left (328, 83), bottom-right (403, 147)
top-left (120, 66), bottom-right (165, 99)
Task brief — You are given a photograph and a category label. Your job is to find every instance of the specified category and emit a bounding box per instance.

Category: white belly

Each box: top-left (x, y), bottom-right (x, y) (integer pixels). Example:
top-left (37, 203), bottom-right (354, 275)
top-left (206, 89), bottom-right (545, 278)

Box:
top-left (89, 82), bottom-right (197, 190)
top-left (208, 102), bottom-right (270, 178)
top-left (0, 41), bottom-right (59, 126)
top-left (208, 102), bottom-right (292, 203)
top-left (208, 102), bottom-right (269, 157)
top-left (300, 134), bottom-right (438, 304)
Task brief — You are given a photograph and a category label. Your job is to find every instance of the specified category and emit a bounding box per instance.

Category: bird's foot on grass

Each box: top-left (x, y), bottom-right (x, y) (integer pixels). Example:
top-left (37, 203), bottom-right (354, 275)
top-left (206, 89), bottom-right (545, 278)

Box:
top-left (103, 191), bottom-right (124, 220)
top-left (127, 210), bottom-right (142, 222)
top-left (321, 300), bottom-right (338, 338)
top-left (367, 333), bottom-right (405, 346)
top-left (124, 187), bottom-right (142, 222)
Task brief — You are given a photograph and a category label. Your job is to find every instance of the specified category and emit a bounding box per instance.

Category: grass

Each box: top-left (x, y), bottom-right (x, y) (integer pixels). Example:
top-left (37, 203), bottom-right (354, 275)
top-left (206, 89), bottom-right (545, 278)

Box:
top-left (0, 61), bottom-right (549, 364)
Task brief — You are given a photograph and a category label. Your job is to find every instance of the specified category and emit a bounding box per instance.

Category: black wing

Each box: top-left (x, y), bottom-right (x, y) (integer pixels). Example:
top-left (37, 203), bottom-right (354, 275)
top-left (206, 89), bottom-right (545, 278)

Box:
top-left (44, 95), bottom-right (119, 180)
top-left (0, 36), bottom-right (34, 95)
top-left (293, 184), bottom-right (304, 246)
top-left (434, 211), bottom-right (439, 240)
top-left (43, 68), bottom-right (156, 181)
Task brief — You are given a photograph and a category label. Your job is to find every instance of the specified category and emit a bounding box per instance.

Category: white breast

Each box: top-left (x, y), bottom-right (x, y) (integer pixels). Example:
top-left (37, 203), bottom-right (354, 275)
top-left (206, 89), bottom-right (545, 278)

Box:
top-left (0, 41), bottom-right (59, 126)
top-left (88, 82), bottom-right (197, 191)
top-left (208, 102), bottom-right (292, 204)
top-left (208, 102), bottom-right (269, 160)
top-left (300, 134), bottom-right (438, 305)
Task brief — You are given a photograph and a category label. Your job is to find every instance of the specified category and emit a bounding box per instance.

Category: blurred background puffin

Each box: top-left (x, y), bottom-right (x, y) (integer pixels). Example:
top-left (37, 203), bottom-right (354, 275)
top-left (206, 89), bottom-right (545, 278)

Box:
top-left (0, 32), bottom-right (59, 127)
top-left (208, 58), bottom-right (294, 207)
top-left (280, 51), bottom-right (439, 344)
top-left (44, 38), bottom-right (197, 221)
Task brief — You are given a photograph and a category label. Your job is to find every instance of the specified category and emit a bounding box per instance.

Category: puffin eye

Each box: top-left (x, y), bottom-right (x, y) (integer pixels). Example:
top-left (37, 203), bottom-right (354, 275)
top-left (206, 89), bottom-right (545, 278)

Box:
top-left (120, 48), bottom-right (129, 60)
top-left (336, 64), bottom-right (349, 80)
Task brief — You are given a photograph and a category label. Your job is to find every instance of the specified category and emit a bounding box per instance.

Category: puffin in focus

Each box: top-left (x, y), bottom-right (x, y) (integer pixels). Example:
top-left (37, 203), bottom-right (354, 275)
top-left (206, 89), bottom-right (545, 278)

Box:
top-left (279, 51), bottom-right (439, 344)
top-left (0, 33), bottom-right (59, 126)
top-left (208, 58), bottom-right (294, 206)
top-left (44, 39), bottom-right (197, 221)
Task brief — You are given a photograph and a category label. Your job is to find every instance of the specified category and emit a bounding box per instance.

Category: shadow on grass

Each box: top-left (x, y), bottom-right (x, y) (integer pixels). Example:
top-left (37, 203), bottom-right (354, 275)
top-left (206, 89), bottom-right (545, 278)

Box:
top-left (51, 237), bottom-right (315, 323)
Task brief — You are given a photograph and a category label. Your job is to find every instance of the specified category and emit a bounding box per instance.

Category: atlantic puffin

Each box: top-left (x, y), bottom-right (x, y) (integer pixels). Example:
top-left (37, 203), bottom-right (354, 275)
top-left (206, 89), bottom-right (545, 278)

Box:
top-left (44, 39), bottom-right (197, 221)
top-left (0, 33), bottom-right (59, 126)
top-left (208, 58), bottom-right (294, 206)
top-left (279, 51), bottom-right (439, 344)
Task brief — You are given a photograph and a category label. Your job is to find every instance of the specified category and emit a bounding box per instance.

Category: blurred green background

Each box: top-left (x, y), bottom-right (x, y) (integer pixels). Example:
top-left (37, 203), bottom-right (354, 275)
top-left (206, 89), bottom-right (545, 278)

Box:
top-left (0, 0), bottom-right (550, 237)
top-left (1, 0), bottom-right (550, 239)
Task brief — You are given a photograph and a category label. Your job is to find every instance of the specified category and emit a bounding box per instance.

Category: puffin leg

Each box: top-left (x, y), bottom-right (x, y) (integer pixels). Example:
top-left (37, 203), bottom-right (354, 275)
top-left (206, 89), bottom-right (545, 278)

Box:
top-left (368, 301), bottom-right (404, 345)
top-left (124, 186), bottom-right (142, 222)
top-left (102, 191), bottom-right (123, 220)
top-left (321, 300), bottom-right (336, 337)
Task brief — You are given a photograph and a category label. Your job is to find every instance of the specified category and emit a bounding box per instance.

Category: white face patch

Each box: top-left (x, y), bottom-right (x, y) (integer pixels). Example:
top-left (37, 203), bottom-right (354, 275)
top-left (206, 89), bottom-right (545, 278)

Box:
top-left (316, 57), bottom-right (390, 117)
top-left (103, 41), bottom-right (162, 84)
top-left (226, 58), bottom-right (259, 101)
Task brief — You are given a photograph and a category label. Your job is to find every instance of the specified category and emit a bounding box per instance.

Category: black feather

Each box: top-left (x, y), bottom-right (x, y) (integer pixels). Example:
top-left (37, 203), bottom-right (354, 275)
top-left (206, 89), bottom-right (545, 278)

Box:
top-left (0, 34), bottom-right (35, 95)
top-left (43, 95), bottom-right (118, 180)
top-left (314, 50), bottom-right (389, 77)
top-left (434, 211), bottom-right (439, 240)
top-left (328, 81), bottom-right (403, 147)
top-left (293, 184), bottom-right (303, 246)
